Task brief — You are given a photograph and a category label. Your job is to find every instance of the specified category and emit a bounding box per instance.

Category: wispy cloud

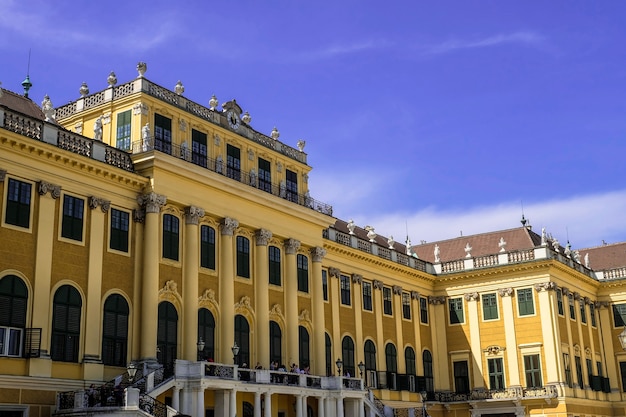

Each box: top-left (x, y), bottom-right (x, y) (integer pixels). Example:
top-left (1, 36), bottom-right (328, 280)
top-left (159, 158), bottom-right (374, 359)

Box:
top-left (425, 31), bottom-right (545, 55)
top-left (322, 189), bottom-right (626, 250)
top-left (294, 39), bottom-right (393, 62)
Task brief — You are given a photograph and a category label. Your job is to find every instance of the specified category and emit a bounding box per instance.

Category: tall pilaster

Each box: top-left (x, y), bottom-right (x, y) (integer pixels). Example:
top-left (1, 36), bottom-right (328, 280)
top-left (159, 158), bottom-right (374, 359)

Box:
top-left (428, 296), bottom-right (449, 390)
top-left (284, 238), bottom-right (301, 364)
top-left (534, 282), bottom-right (559, 384)
top-left (29, 181), bottom-right (60, 377)
top-left (499, 287), bottom-right (520, 387)
top-left (410, 291), bottom-right (423, 375)
top-left (183, 206), bottom-right (204, 361)
top-left (83, 196), bottom-right (110, 379)
top-left (373, 280), bottom-right (385, 373)
top-left (137, 192), bottom-right (167, 361)
top-left (310, 247), bottom-right (327, 375)
top-left (392, 285), bottom-right (405, 372)
top-left (255, 229), bottom-right (272, 367)
top-left (220, 217), bottom-right (239, 363)
top-left (464, 291), bottom-right (483, 389)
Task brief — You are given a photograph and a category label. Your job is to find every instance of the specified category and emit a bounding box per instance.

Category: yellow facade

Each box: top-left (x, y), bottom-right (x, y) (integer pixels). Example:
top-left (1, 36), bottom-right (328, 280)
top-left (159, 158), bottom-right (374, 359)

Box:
top-left (1, 69), bottom-right (626, 417)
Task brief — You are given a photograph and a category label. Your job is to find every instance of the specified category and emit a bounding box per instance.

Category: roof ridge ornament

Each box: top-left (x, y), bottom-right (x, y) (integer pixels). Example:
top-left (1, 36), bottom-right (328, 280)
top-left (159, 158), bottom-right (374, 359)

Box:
top-left (137, 62), bottom-right (147, 78)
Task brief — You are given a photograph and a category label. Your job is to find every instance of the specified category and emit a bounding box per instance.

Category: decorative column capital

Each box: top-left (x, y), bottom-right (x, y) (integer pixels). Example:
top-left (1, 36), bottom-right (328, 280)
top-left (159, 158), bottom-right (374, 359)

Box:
top-left (428, 296), bottom-right (447, 305)
top-left (464, 292), bottom-right (479, 301)
top-left (352, 274), bottom-right (362, 284)
top-left (89, 196), bottom-right (111, 212)
top-left (284, 238), bottom-right (301, 254)
top-left (184, 205), bottom-right (205, 225)
top-left (310, 247), bottom-right (326, 262)
top-left (411, 291), bottom-right (420, 300)
top-left (38, 181), bottom-right (61, 199)
top-left (534, 282), bottom-right (556, 292)
top-left (498, 287), bottom-right (514, 297)
top-left (393, 285), bottom-right (403, 295)
top-left (133, 208), bottom-right (145, 223)
top-left (328, 267), bottom-right (341, 278)
top-left (255, 229), bottom-right (272, 246)
top-left (595, 301), bottom-right (609, 309)
top-left (220, 217), bottom-right (239, 235)
top-left (137, 192), bottom-right (166, 213)
top-left (373, 280), bottom-right (383, 290)
top-left (0, 170), bottom-right (6, 182)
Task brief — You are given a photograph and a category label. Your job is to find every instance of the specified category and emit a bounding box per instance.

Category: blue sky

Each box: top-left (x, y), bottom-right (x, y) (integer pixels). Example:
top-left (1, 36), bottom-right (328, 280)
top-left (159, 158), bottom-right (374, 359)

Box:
top-left (2, 0), bottom-right (626, 249)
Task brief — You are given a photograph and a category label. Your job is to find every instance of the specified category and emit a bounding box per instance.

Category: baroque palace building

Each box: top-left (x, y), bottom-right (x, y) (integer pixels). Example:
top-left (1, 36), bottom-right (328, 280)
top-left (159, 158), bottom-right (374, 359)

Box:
top-left (1, 64), bottom-right (626, 417)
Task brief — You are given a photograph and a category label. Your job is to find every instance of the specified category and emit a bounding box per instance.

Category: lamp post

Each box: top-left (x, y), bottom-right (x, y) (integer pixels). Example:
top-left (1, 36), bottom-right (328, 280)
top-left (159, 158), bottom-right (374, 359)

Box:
top-left (127, 363), bottom-right (137, 382)
top-left (619, 326), bottom-right (626, 350)
top-left (336, 358), bottom-right (343, 376)
top-left (197, 338), bottom-right (205, 361)
top-left (231, 342), bottom-right (240, 365)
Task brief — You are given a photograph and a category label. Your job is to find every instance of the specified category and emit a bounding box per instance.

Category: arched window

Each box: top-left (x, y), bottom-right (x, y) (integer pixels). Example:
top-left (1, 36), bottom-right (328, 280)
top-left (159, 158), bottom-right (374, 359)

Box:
top-left (299, 326), bottom-right (310, 367)
top-left (364, 340), bottom-right (376, 371)
top-left (198, 308), bottom-right (215, 360)
top-left (235, 315), bottom-right (250, 366)
top-left (269, 321), bottom-right (282, 364)
top-left (51, 285), bottom-right (82, 362)
top-left (385, 343), bottom-right (397, 372)
top-left (102, 294), bottom-right (129, 366)
top-left (242, 402), bottom-right (254, 417)
top-left (325, 333), bottom-right (332, 376)
top-left (157, 302), bottom-right (178, 375)
top-left (0, 275), bottom-right (28, 357)
top-left (405, 347), bottom-right (416, 375)
top-left (342, 336), bottom-right (355, 377)
top-left (423, 349), bottom-right (434, 392)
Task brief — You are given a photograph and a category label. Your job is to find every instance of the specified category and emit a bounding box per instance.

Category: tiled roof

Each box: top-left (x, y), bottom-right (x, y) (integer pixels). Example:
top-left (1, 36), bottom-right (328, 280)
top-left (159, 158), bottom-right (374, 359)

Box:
top-left (333, 219), bottom-right (411, 253)
top-left (0, 88), bottom-right (45, 120)
top-left (577, 242), bottom-right (626, 271)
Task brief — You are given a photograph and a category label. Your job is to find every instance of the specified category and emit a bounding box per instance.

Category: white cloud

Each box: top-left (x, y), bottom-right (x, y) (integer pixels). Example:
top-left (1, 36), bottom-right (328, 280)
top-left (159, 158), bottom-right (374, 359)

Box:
top-left (295, 39), bottom-right (393, 62)
top-left (425, 31), bottom-right (545, 55)
top-left (328, 190), bottom-right (626, 250)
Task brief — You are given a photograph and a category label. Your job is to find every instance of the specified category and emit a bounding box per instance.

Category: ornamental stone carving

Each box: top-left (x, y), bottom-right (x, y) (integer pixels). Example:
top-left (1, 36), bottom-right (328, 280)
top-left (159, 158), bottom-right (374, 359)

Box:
top-left (393, 285), bottom-right (403, 295)
top-left (209, 95), bottom-right (219, 111)
top-left (485, 345), bottom-right (505, 355)
top-left (498, 288), bottom-right (514, 297)
top-left (242, 111), bottom-right (251, 124)
top-left (89, 196), bottom-right (111, 212)
top-left (310, 247), bottom-right (326, 262)
top-left (498, 237), bottom-right (507, 252)
top-left (179, 119), bottom-right (187, 132)
top-left (328, 267), bottom-right (341, 278)
top-left (75, 122), bottom-right (83, 134)
top-left (38, 181), bottom-right (61, 199)
top-left (365, 226), bottom-right (377, 242)
top-left (270, 304), bottom-right (283, 319)
top-left (133, 103), bottom-right (149, 115)
top-left (137, 62), bottom-right (147, 77)
top-left (184, 206), bottom-right (205, 225)
top-left (534, 282), bottom-right (556, 292)
top-left (175, 80), bottom-right (184, 95)
top-left (133, 208), bottom-right (145, 223)
top-left (199, 289), bottom-right (216, 303)
top-left (434, 244), bottom-right (441, 263)
top-left (428, 296), bottom-right (446, 305)
top-left (347, 219), bottom-right (356, 235)
top-left (299, 309), bottom-right (311, 323)
top-left (373, 280), bottom-right (384, 290)
top-left (583, 297), bottom-right (591, 305)
top-left (352, 274), bottom-right (362, 284)
top-left (464, 243), bottom-right (473, 258)
top-left (220, 217), bottom-right (239, 235)
top-left (595, 301), bottom-right (609, 309)
top-left (271, 127), bottom-right (280, 140)
top-left (255, 229), bottom-right (272, 246)
top-left (248, 149), bottom-right (254, 161)
top-left (297, 140), bottom-right (306, 152)
top-left (561, 287), bottom-right (571, 296)
top-left (79, 82), bottom-right (89, 97)
top-left (573, 292), bottom-right (581, 301)
top-left (107, 71), bottom-right (117, 87)
top-left (137, 192), bottom-right (166, 213)
top-left (0, 170), bottom-right (6, 182)
top-left (41, 95), bottom-right (55, 121)
top-left (411, 291), bottom-right (420, 300)
top-left (464, 292), bottom-right (479, 301)
top-left (284, 238), bottom-right (301, 254)
top-left (102, 112), bottom-right (111, 125)
top-left (159, 280), bottom-right (178, 296)
top-left (235, 296), bottom-right (252, 310)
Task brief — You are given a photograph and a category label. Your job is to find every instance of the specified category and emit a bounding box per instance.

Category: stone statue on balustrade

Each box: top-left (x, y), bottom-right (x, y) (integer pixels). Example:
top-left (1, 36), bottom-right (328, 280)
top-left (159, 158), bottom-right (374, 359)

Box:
top-left (94, 117), bottom-right (103, 141)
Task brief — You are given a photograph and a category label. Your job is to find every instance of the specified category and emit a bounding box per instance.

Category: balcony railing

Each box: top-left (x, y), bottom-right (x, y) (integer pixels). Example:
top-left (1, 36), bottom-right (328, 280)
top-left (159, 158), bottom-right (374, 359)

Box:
top-left (133, 138), bottom-right (333, 216)
top-left (422, 385), bottom-right (559, 403)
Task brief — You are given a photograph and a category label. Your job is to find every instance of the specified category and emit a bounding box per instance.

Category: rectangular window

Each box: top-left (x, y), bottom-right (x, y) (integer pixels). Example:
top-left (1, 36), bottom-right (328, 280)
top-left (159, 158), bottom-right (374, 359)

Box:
top-left (5, 178), bottom-right (31, 228)
top-left (362, 281), bottom-right (373, 311)
top-left (488, 358), bottom-right (505, 390)
top-left (575, 356), bottom-right (584, 388)
top-left (586, 358), bottom-right (593, 387)
top-left (227, 144), bottom-right (241, 181)
top-left (297, 254), bottom-right (308, 292)
top-left (191, 129), bottom-right (208, 167)
top-left (613, 303), bottom-right (626, 327)
top-left (162, 214), bottom-right (179, 260)
top-left (590, 303), bottom-right (597, 327)
top-left (383, 287), bottom-right (393, 315)
top-left (580, 300), bottom-right (587, 324)
top-left (569, 293), bottom-right (576, 320)
top-left (563, 353), bottom-right (572, 388)
top-left (524, 354), bottom-right (542, 388)
top-left (61, 195), bottom-right (84, 241)
top-left (116, 110), bottom-right (131, 151)
top-left (340, 275), bottom-right (351, 306)
top-left (200, 225), bottom-right (216, 269)
top-left (517, 288), bottom-right (534, 316)
top-left (236, 236), bottom-right (250, 278)
top-left (620, 362), bottom-right (626, 392)
top-left (285, 169), bottom-right (298, 202)
top-left (449, 297), bottom-right (464, 324)
top-left (110, 208), bottom-right (129, 252)
top-left (597, 361), bottom-right (603, 377)
top-left (322, 270), bottom-right (328, 301)
top-left (154, 113), bottom-right (172, 154)
top-left (453, 361), bottom-right (470, 394)
top-left (0, 327), bottom-right (23, 357)
top-left (258, 157), bottom-right (271, 192)
top-left (402, 292), bottom-right (411, 320)
top-left (482, 293), bottom-right (498, 320)
top-left (269, 246), bottom-right (281, 285)
top-left (420, 297), bottom-right (428, 324)
top-left (556, 288), bottom-right (564, 316)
